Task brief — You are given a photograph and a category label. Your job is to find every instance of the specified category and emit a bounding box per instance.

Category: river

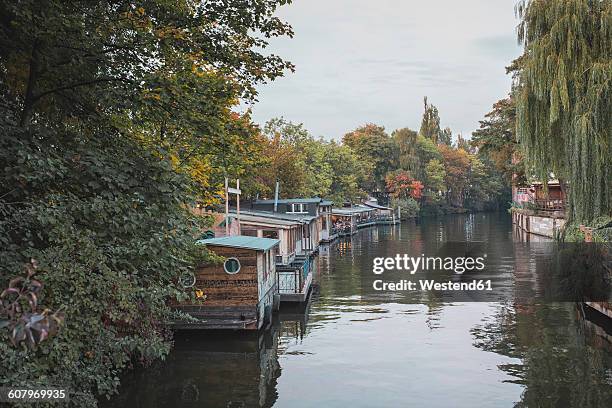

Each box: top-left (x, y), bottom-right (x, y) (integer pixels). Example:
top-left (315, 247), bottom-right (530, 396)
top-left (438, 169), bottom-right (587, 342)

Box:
top-left (106, 213), bottom-right (612, 408)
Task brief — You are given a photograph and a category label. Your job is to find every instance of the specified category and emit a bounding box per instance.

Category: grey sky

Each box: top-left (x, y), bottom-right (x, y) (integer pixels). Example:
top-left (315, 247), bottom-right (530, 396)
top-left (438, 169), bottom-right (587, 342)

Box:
top-left (248, 0), bottom-right (522, 141)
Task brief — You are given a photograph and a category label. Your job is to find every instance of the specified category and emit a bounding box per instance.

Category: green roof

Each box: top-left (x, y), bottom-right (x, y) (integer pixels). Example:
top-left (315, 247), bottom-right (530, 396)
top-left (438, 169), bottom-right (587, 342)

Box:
top-left (196, 235), bottom-right (279, 251)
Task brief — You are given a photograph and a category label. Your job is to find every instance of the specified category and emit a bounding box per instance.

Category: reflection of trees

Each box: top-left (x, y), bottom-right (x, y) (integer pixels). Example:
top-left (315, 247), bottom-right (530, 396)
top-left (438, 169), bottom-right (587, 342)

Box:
top-left (471, 303), bottom-right (612, 408)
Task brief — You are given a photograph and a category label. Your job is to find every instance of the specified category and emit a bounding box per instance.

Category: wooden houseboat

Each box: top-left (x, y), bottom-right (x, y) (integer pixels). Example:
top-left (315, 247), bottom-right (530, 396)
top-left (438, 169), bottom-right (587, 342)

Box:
top-left (352, 205), bottom-right (377, 228)
top-left (331, 208), bottom-right (358, 236)
top-left (248, 198), bottom-right (323, 253)
top-left (173, 236), bottom-right (279, 330)
top-left (363, 198), bottom-right (398, 224)
top-left (229, 209), bottom-right (315, 303)
top-left (319, 200), bottom-right (337, 243)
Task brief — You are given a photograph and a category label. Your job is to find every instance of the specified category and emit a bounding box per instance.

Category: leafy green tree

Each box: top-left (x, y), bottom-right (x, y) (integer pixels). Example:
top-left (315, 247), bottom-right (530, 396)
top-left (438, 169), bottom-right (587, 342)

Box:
top-left (392, 127), bottom-right (419, 174)
top-left (325, 142), bottom-right (371, 204)
top-left (0, 0), bottom-right (293, 405)
top-left (471, 97), bottom-right (522, 184)
top-left (425, 159), bottom-right (447, 195)
top-left (465, 155), bottom-right (506, 211)
top-left (342, 124), bottom-right (398, 192)
top-left (440, 127), bottom-right (453, 146)
top-left (515, 0), bottom-right (612, 222)
top-left (419, 97), bottom-right (442, 143)
top-left (415, 135), bottom-right (443, 182)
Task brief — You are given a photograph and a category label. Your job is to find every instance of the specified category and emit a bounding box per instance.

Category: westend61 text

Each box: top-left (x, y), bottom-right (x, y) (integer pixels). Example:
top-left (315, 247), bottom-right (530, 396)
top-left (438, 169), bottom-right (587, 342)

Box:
top-left (372, 279), bottom-right (493, 292)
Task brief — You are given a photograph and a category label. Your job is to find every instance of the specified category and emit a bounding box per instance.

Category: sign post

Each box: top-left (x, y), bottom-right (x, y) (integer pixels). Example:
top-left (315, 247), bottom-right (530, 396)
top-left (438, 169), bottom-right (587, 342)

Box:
top-left (225, 178), bottom-right (242, 236)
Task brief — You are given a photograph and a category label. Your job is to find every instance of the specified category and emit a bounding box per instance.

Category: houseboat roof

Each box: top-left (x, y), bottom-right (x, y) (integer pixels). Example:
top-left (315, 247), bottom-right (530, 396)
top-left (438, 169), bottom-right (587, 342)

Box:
top-left (230, 209), bottom-right (317, 223)
top-left (332, 206), bottom-right (373, 215)
top-left (253, 197), bottom-right (323, 205)
top-left (320, 200), bottom-right (334, 206)
top-left (197, 236), bottom-right (279, 251)
top-left (229, 211), bottom-right (302, 227)
top-left (363, 202), bottom-right (392, 210)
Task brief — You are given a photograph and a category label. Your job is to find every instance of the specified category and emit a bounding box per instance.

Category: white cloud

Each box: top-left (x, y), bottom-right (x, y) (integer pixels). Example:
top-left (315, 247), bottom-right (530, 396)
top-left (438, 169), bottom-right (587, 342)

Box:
top-left (249, 0), bottom-right (522, 140)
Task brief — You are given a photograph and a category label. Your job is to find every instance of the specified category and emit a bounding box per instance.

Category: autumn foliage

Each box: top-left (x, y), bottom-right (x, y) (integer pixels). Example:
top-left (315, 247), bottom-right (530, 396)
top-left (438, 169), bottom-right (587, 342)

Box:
top-left (386, 171), bottom-right (424, 200)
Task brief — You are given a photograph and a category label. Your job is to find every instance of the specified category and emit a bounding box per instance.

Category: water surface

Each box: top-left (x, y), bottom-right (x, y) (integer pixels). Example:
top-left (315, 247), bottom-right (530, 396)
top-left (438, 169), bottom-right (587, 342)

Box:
top-left (107, 213), bottom-right (612, 408)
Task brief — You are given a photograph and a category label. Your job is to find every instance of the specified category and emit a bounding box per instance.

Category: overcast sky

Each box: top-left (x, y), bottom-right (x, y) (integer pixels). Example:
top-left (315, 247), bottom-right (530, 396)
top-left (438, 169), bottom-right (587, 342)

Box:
top-left (248, 0), bottom-right (523, 141)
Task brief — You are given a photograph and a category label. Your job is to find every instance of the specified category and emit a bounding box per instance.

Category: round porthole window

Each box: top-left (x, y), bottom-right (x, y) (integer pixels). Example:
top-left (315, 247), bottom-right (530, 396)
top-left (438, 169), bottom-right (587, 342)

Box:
top-left (224, 257), bottom-right (241, 274)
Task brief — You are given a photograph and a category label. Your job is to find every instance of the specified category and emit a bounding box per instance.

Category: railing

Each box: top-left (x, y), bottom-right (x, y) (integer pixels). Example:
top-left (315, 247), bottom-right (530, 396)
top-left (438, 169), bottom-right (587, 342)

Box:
top-left (275, 252), bottom-right (296, 266)
top-left (277, 269), bottom-right (303, 294)
top-left (533, 199), bottom-right (565, 211)
top-left (276, 256), bottom-right (310, 294)
top-left (334, 225), bottom-right (353, 235)
top-left (376, 215), bottom-right (393, 222)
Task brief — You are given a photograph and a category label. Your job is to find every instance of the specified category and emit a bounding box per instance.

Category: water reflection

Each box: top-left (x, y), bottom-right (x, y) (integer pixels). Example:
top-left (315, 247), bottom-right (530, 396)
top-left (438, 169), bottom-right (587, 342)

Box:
top-left (107, 213), bottom-right (612, 407)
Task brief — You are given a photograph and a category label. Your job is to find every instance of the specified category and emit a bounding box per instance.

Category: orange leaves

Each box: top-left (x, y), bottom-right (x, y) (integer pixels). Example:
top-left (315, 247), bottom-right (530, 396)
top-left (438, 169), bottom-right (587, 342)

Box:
top-left (386, 170), bottom-right (424, 200)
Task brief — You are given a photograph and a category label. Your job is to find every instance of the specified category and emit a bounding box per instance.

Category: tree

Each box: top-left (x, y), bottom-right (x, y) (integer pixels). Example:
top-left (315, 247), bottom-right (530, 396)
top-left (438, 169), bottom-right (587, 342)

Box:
top-left (456, 134), bottom-right (473, 153)
top-left (515, 0), bottom-right (612, 222)
top-left (385, 170), bottom-right (424, 200)
top-left (392, 128), bottom-right (419, 174)
top-left (425, 159), bottom-right (447, 195)
top-left (257, 130), bottom-right (306, 198)
top-left (471, 97), bottom-right (522, 184)
top-left (465, 155), bottom-right (506, 211)
top-left (0, 0), bottom-right (293, 404)
top-left (342, 124), bottom-right (398, 192)
top-left (415, 135), bottom-right (443, 182)
top-left (440, 127), bottom-right (453, 146)
top-left (325, 142), bottom-right (371, 204)
top-left (419, 97), bottom-right (442, 143)
top-left (439, 145), bottom-right (471, 207)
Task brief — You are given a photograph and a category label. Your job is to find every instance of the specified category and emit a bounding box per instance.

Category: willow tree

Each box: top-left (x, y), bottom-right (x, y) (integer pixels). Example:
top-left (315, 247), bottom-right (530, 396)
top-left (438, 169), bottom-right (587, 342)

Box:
top-left (515, 0), bottom-right (612, 223)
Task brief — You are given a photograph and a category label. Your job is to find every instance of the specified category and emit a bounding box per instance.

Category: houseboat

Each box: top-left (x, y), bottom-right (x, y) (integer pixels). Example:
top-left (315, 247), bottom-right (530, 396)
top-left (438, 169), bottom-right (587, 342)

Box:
top-left (319, 200), bottom-right (337, 243)
top-left (173, 236), bottom-right (279, 330)
top-left (248, 198), bottom-right (324, 253)
top-left (331, 208), bottom-right (357, 236)
top-left (363, 199), bottom-right (398, 224)
top-left (229, 209), bottom-right (315, 303)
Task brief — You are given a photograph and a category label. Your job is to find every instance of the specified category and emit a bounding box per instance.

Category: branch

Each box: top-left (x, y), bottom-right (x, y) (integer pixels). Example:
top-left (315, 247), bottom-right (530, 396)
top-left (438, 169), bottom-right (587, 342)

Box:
top-left (31, 77), bottom-right (134, 105)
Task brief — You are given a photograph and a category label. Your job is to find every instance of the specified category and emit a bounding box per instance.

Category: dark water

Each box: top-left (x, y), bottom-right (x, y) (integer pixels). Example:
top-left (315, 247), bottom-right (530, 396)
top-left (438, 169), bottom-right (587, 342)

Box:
top-left (107, 213), bottom-right (612, 408)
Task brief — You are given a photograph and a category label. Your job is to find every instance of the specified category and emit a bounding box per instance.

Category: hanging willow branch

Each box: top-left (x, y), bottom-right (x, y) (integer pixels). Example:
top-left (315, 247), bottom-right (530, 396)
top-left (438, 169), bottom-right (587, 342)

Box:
top-left (514, 0), bottom-right (612, 223)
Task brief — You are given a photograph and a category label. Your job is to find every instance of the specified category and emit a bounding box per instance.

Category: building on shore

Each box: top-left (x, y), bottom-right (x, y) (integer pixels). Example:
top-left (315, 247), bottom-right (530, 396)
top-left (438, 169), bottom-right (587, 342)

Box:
top-left (173, 236), bottom-right (279, 330)
top-left (511, 179), bottom-right (567, 239)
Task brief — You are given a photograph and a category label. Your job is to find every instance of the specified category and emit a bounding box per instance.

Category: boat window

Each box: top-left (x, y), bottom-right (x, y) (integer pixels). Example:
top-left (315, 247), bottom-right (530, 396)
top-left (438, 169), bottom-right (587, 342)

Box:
top-left (224, 257), bottom-right (241, 274)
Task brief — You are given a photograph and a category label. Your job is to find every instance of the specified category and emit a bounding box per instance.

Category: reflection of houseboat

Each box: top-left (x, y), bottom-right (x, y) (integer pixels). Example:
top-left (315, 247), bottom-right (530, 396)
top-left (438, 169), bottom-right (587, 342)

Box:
top-left (108, 330), bottom-right (281, 407)
top-left (173, 236), bottom-right (279, 330)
